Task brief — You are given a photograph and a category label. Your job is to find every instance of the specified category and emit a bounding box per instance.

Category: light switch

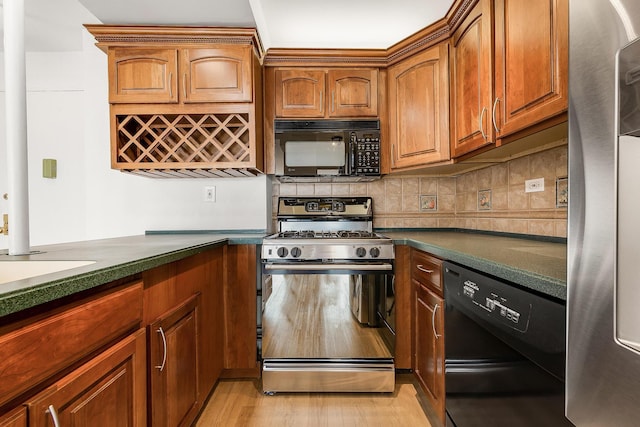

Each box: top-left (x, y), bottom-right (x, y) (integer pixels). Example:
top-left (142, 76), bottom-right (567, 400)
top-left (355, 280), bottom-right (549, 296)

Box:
top-left (43, 159), bottom-right (57, 179)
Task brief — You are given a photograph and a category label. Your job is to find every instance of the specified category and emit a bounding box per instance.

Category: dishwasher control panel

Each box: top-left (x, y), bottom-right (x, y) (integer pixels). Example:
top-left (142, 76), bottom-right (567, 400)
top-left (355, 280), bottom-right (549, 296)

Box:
top-left (462, 279), bottom-right (528, 331)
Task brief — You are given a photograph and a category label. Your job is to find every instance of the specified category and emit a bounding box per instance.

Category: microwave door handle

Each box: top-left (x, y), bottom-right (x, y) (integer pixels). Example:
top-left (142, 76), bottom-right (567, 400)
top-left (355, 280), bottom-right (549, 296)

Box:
top-left (349, 133), bottom-right (356, 175)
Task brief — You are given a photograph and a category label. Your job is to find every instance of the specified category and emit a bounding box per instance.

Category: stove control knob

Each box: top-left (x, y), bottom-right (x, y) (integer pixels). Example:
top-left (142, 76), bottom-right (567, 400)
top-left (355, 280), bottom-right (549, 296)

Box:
top-left (370, 247), bottom-right (380, 258)
top-left (277, 247), bottom-right (289, 258)
top-left (291, 247), bottom-right (302, 258)
top-left (356, 247), bottom-right (367, 258)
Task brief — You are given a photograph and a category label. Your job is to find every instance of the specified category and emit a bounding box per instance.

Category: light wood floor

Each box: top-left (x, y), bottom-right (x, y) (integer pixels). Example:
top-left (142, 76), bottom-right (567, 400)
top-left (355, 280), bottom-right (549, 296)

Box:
top-left (195, 376), bottom-right (434, 426)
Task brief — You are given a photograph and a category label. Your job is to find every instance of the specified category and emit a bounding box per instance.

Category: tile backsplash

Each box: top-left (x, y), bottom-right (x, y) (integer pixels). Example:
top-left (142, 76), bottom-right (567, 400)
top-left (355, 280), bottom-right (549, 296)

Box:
top-left (272, 145), bottom-right (568, 238)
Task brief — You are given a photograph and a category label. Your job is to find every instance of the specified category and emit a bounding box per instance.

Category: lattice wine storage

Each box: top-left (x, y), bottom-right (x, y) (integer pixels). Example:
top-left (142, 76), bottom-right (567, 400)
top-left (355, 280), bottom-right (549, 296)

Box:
top-left (113, 112), bottom-right (262, 178)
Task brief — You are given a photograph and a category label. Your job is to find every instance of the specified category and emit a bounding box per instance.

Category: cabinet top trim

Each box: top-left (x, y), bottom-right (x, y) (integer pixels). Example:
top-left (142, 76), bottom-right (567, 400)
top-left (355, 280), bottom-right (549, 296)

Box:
top-left (85, 25), bottom-right (264, 59)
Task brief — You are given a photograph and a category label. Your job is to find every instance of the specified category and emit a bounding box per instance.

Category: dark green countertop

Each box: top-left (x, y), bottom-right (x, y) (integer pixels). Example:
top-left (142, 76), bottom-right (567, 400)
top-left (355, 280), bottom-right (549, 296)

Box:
top-left (0, 229), bottom-right (566, 320)
top-left (385, 231), bottom-right (567, 300)
top-left (0, 233), bottom-right (265, 318)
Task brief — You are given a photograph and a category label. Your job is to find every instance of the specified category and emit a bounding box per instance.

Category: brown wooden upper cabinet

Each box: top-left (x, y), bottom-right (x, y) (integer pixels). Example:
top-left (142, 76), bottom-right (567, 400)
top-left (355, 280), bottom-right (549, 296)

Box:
top-left (450, 0), bottom-right (494, 158)
top-left (492, 0), bottom-right (568, 139)
top-left (450, 0), bottom-right (567, 158)
top-left (109, 45), bottom-right (253, 104)
top-left (388, 43), bottom-right (450, 170)
top-left (274, 68), bottom-right (378, 118)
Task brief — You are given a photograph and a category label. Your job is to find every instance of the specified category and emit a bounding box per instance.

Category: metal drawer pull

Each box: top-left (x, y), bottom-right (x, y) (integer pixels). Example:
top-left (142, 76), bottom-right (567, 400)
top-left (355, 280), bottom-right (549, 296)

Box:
top-left (46, 405), bottom-right (61, 427)
top-left (479, 106), bottom-right (488, 142)
top-left (492, 97), bottom-right (501, 133)
top-left (417, 265), bottom-right (434, 274)
top-left (432, 304), bottom-right (441, 339)
top-left (156, 327), bottom-right (167, 371)
top-left (169, 72), bottom-right (173, 99)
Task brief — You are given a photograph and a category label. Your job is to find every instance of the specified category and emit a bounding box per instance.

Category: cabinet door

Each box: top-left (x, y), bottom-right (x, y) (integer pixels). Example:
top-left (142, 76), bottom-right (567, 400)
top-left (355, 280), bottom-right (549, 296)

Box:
top-left (327, 69), bottom-right (378, 117)
top-left (149, 294), bottom-right (200, 427)
top-left (275, 69), bottom-right (326, 117)
top-left (389, 43), bottom-right (450, 169)
top-left (0, 408), bottom-right (26, 427)
top-left (450, 0), bottom-right (494, 158)
top-left (181, 46), bottom-right (253, 103)
top-left (108, 48), bottom-right (178, 104)
top-left (414, 282), bottom-right (445, 424)
top-left (27, 329), bottom-right (147, 427)
top-left (493, 0), bottom-right (568, 138)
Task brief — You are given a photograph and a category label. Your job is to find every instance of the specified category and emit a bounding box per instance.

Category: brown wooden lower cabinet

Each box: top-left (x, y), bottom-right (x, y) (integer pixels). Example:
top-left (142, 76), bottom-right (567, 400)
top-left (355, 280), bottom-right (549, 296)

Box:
top-left (411, 248), bottom-right (446, 424)
top-left (0, 407), bottom-right (27, 427)
top-left (414, 281), bottom-right (445, 422)
top-left (148, 294), bottom-right (201, 427)
top-left (27, 329), bottom-right (147, 426)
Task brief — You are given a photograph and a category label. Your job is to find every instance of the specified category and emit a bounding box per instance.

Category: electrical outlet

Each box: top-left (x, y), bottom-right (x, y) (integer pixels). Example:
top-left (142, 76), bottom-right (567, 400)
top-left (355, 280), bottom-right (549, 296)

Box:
top-left (203, 186), bottom-right (216, 202)
top-left (525, 178), bottom-right (545, 193)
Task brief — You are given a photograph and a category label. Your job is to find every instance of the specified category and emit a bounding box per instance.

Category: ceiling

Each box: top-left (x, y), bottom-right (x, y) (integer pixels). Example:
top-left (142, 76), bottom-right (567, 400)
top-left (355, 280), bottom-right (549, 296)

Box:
top-left (0, 0), bottom-right (454, 52)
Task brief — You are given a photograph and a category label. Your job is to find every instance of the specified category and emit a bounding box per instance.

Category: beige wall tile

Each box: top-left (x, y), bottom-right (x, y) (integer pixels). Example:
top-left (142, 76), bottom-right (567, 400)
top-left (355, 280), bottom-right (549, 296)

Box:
top-left (528, 220), bottom-right (555, 236)
top-left (296, 183), bottom-right (315, 195)
top-left (555, 146), bottom-right (568, 178)
top-left (509, 156), bottom-right (530, 185)
top-left (403, 194), bottom-right (420, 212)
top-left (555, 220), bottom-right (567, 237)
top-left (386, 178), bottom-right (403, 196)
top-left (530, 184), bottom-right (556, 209)
top-left (350, 183), bottom-right (368, 195)
top-left (507, 219), bottom-right (529, 234)
top-left (492, 163), bottom-right (509, 187)
top-left (420, 178), bottom-right (438, 195)
top-left (403, 178), bottom-right (420, 195)
top-left (439, 194), bottom-right (456, 212)
top-left (530, 149), bottom-right (557, 182)
top-left (272, 182), bottom-right (281, 196)
top-left (438, 177), bottom-right (456, 195)
top-left (492, 186), bottom-right (508, 210)
top-left (386, 195), bottom-right (403, 213)
top-left (373, 196), bottom-right (386, 213)
top-left (368, 180), bottom-right (385, 197)
top-left (314, 184), bottom-right (331, 196)
top-left (477, 167), bottom-right (492, 189)
top-left (477, 218), bottom-right (493, 231)
top-left (331, 184), bottom-right (350, 196)
top-left (508, 184), bottom-right (529, 210)
top-left (280, 183), bottom-right (297, 195)
top-left (438, 218), bottom-right (457, 228)
top-left (456, 193), bottom-right (466, 211)
top-left (465, 192), bottom-right (477, 211)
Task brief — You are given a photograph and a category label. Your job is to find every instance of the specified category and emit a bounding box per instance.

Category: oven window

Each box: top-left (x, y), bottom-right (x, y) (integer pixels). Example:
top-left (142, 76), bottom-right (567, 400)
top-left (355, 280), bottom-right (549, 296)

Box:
top-left (284, 141), bottom-right (345, 167)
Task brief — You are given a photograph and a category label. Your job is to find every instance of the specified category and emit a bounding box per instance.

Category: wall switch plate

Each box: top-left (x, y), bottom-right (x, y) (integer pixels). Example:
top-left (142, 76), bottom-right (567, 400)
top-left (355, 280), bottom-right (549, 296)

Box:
top-left (203, 186), bottom-right (216, 202)
top-left (525, 178), bottom-right (545, 193)
top-left (42, 158), bottom-right (57, 179)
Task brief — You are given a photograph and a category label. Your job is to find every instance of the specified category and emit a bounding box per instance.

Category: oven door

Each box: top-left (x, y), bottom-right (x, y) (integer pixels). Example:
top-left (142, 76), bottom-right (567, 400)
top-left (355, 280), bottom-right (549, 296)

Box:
top-left (261, 264), bottom-right (395, 393)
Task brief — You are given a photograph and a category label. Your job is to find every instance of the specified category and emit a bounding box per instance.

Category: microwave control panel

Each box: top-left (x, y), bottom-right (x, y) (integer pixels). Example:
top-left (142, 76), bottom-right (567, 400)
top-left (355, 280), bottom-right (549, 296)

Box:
top-left (352, 132), bottom-right (381, 175)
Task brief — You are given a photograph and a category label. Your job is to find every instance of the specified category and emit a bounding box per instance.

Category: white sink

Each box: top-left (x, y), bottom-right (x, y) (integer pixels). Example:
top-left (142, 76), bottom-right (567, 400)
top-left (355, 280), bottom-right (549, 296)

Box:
top-left (0, 260), bottom-right (96, 285)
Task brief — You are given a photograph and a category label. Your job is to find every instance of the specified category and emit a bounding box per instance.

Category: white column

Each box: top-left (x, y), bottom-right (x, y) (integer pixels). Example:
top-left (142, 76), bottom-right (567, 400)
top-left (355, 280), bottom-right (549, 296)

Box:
top-left (3, 0), bottom-right (31, 255)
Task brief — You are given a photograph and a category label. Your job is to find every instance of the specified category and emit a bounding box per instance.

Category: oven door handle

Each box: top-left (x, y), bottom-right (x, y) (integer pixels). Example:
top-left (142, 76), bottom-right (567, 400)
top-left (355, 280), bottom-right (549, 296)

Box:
top-left (264, 263), bottom-right (393, 271)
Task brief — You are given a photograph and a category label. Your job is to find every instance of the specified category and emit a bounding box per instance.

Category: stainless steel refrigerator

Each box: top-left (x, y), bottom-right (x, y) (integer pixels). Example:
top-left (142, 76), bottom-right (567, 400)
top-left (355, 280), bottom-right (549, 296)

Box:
top-left (568, 0), bottom-right (640, 425)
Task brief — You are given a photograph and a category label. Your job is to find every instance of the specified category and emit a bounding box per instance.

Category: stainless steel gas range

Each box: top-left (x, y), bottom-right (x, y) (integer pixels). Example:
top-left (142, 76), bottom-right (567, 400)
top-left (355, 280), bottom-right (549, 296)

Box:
top-left (260, 197), bottom-right (395, 393)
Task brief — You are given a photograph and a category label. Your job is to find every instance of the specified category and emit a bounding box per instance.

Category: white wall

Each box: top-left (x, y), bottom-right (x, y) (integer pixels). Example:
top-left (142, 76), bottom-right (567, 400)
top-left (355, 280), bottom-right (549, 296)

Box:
top-left (0, 30), bottom-right (270, 250)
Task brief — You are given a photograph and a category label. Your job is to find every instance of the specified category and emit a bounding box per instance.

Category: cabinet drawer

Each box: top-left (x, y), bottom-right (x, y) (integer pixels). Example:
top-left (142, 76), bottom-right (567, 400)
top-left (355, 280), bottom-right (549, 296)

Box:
top-left (0, 281), bottom-right (143, 408)
top-left (411, 250), bottom-right (443, 295)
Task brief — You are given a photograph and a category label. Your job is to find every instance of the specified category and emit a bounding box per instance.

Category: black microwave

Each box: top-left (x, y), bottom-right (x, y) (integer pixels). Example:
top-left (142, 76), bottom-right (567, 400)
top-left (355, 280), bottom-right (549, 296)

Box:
top-left (274, 120), bottom-right (381, 181)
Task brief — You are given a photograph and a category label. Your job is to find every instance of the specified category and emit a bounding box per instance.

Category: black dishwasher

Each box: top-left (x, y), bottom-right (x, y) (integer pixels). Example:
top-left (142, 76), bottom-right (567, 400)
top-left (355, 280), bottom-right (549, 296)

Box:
top-left (442, 261), bottom-right (573, 427)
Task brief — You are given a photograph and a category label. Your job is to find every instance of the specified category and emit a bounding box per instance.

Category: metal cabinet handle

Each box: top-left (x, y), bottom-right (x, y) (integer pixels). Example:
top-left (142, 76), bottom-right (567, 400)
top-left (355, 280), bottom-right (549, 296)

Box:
top-left (331, 91), bottom-right (335, 113)
top-left (183, 74), bottom-right (188, 100)
top-left (156, 327), bottom-right (167, 371)
top-left (479, 106), bottom-right (488, 142)
top-left (432, 304), bottom-right (441, 339)
top-left (417, 265), bottom-right (434, 274)
top-left (46, 405), bottom-right (61, 427)
top-left (320, 91), bottom-right (324, 113)
top-left (169, 72), bottom-right (173, 99)
top-left (492, 97), bottom-right (500, 133)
